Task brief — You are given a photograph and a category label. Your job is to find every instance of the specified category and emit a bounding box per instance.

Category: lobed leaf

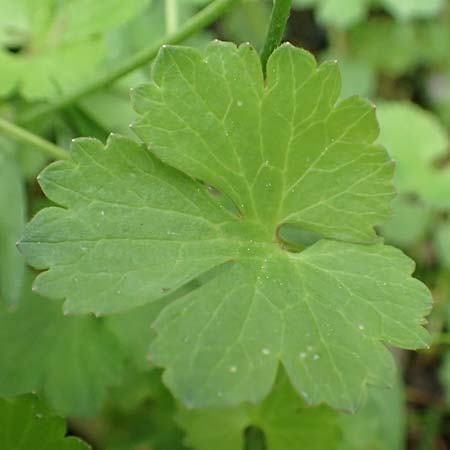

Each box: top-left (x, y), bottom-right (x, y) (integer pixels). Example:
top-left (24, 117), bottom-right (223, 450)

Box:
top-left (20, 42), bottom-right (432, 411)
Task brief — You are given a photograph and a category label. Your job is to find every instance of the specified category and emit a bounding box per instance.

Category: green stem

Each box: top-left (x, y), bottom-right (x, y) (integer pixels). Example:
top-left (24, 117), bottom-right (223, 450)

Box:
top-left (260, 0), bottom-right (292, 75)
top-left (19, 0), bottom-right (239, 125)
top-left (0, 118), bottom-right (68, 160)
top-left (165, 0), bottom-right (179, 33)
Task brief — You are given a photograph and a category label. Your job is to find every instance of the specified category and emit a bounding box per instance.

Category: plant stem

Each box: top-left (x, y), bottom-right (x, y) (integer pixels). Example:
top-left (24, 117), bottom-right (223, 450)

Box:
top-left (260, 0), bottom-right (292, 76)
top-left (165, 0), bottom-right (179, 33)
top-left (19, 0), bottom-right (239, 125)
top-left (0, 118), bottom-right (68, 160)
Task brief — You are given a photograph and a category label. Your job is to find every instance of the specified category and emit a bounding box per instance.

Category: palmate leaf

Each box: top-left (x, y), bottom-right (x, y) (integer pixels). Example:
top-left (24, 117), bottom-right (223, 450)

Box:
top-left (19, 42), bottom-right (431, 411)
top-left (0, 394), bottom-right (89, 450)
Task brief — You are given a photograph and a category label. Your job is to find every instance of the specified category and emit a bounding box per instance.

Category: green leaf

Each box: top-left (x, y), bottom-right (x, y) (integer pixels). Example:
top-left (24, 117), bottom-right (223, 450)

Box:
top-left (0, 275), bottom-right (124, 416)
top-left (347, 18), bottom-right (450, 77)
top-left (376, 101), bottom-right (450, 209)
top-left (177, 370), bottom-right (340, 450)
top-left (0, 150), bottom-right (26, 306)
top-left (337, 374), bottom-right (406, 450)
top-left (0, 0), bottom-right (148, 99)
top-left (106, 299), bottom-right (172, 371)
top-left (293, 0), bottom-right (369, 29)
top-left (20, 42), bottom-right (431, 411)
top-left (21, 135), bottom-right (237, 314)
top-left (293, 0), bottom-right (445, 28)
top-left (0, 394), bottom-right (89, 450)
top-left (380, 0), bottom-right (445, 21)
top-left (177, 369), bottom-right (406, 450)
top-left (100, 369), bottom-right (188, 450)
top-left (330, 56), bottom-right (376, 99)
top-left (381, 196), bottom-right (429, 248)
top-left (347, 18), bottom-right (418, 76)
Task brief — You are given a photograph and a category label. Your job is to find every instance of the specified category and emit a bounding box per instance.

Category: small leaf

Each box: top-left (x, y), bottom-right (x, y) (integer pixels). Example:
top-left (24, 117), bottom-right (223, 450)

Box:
top-left (0, 394), bottom-right (89, 450)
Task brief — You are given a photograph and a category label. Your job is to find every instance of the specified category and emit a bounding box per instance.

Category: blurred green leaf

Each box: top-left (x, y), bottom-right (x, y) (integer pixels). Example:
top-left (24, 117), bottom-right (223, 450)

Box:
top-left (0, 394), bottom-right (89, 450)
top-left (106, 300), bottom-right (168, 371)
top-left (338, 373), bottom-right (406, 450)
top-left (346, 17), bottom-right (450, 76)
top-left (0, 275), bottom-right (124, 416)
top-left (377, 101), bottom-right (450, 209)
top-left (321, 53), bottom-right (376, 98)
top-left (381, 196), bottom-right (430, 248)
top-left (0, 148), bottom-right (26, 307)
top-left (293, 0), bottom-right (369, 29)
top-left (293, 0), bottom-right (445, 29)
top-left (0, 0), bottom-right (149, 99)
top-left (100, 370), bottom-right (187, 450)
top-left (219, 0), bottom-right (272, 49)
top-left (177, 370), bottom-right (340, 450)
top-left (348, 18), bottom-right (418, 76)
top-left (379, 0), bottom-right (445, 21)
